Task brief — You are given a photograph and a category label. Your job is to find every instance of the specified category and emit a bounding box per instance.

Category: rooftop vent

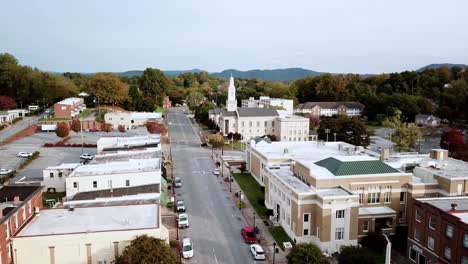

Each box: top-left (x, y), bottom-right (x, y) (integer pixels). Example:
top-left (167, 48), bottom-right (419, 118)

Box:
top-left (451, 203), bottom-right (458, 211)
top-left (69, 206), bottom-right (75, 212)
top-left (283, 148), bottom-right (289, 154)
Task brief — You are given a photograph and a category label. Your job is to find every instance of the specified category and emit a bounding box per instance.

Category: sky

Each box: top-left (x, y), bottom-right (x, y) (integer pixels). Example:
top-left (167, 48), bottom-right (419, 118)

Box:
top-left (1, 0), bottom-right (468, 74)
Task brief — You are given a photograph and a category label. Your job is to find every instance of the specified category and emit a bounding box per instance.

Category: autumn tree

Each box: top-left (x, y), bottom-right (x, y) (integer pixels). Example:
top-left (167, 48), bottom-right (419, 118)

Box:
top-left (55, 122), bottom-right (69, 138)
top-left (391, 124), bottom-right (422, 152)
top-left (0, 95), bottom-right (17, 110)
top-left (185, 90), bottom-right (205, 111)
top-left (305, 114), bottom-right (320, 130)
top-left (209, 134), bottom-right (225, 148)
top-left (286, 243), bottom-right (328, 264)
top-left (101, 123), bottom-right (113, 132)
top-left (146, 122), bottom-right (167, 134)
top-left (113, 235), bottom-right (179, 264)
top-left (118, 125), bottom-right (126, 133)
top-left (70, 119), bottom-right (81, 132)
top-left (88, 73), bottom-right (129, 106)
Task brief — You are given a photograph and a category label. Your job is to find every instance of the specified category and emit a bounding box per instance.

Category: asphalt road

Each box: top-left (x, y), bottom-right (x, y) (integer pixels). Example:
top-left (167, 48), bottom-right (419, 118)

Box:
top-left (167, 108), bottom-right (260, 264)
top-left (0, 112), bottom-right (46, 143)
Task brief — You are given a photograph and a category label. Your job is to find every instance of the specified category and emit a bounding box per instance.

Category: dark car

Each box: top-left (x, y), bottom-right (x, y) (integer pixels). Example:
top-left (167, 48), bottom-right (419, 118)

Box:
top-left (241, 226), bottom-right (257, 243)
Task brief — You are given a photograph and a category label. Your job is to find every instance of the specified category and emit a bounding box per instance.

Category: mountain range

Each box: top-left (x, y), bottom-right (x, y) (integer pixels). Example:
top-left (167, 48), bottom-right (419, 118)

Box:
top-left (66, 63), bottom-right (468, 82)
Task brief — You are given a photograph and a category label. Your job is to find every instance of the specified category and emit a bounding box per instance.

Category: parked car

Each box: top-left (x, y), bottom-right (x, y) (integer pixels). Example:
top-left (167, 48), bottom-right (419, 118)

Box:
top-left (178, 213), bottom-right (189, 229)
top-left (250, 244), bottom-right (266, 260)
top-left (176, 200), bottom-right (186, 212)
top-left (89, 128), bottom-right (98, 132)
top-left (241, 226), bottom-right (257, 243)
top-left (17, 152), bottom-right (33, 158)
top-left (0, 169), bottom-right (13, 175)
top-left (213, 168), bottom-right (220, 175)
top-left (182, 238), bottom-right (194, 259)
top-left (80, 153), bottom-right (94, 160)
top-left (174, 177), bottom-right (182, 188)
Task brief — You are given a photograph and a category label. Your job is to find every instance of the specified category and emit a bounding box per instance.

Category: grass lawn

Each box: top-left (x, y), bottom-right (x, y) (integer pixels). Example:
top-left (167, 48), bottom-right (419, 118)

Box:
top-left (76, 109), bottom-right (93, 119)
top-left (224, 141), bottom-right (243, 151)
top-left (40, 117), bottom-right (71, 121)
top-left (269, 226), bottom-right (295, 250)
top-left (43, 192), bottom-right (66, 208)
top-left (232, 173), bottom-right (268, 217)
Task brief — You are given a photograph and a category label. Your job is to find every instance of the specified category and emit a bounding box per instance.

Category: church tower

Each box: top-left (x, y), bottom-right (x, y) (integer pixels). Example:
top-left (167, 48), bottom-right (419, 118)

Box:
top-left (226, 75), bottom-right (237, 112)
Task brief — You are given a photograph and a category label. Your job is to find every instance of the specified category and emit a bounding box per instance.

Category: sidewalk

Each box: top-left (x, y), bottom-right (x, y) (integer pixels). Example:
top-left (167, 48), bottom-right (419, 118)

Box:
top-left (215, 156), bottom-right (289, 264)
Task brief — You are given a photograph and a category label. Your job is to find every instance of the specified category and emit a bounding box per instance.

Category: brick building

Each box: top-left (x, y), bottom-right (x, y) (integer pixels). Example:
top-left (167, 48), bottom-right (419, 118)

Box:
top-left (407, 197), bottom-right (468, 264)
top-left (0, 185), bottom-right (43, 264)
top-left (53, 97), bottom-right (86, 118)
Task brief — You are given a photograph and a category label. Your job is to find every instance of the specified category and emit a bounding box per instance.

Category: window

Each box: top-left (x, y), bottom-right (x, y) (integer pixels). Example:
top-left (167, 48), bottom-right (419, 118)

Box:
top-left (427, 236), bottom-right (435, 250)
top-left (335, 227), bottom-right (344, 240)
top-left (316, 227), bottom-right (320, 238)
top-left (463, 234), bottom-right (468, 248)
top-left (5, 223), bottom-right (10, 239)
top-left (414, 228), bottom-right (421, 242)
top-left (400, 192), bottom-right (406, 202)
top-left (249, 121), bottom-right (252, 127)
top-left (264, 121), bottom-right (267, 127)
top-left (22, 207), bottom-right (26, 221)
top-left (49, 172), bottom-right (54, 178)
top-left (93, 181), bottom-right (97, 188)
top-left (125, 180), bottom-right (130, 187)
top-left (363, 221), bottom-right (369, 232)
top-left (28, 201), bottom-right (32, 214)
top-left (336, 210), bottom-right (345, 219)
top-left (429, 217), bottom-right (436, 230)
top-left (303, 214), bottom-right (310, 223)
top-left (462, 256), bottom-right (468, 264)
top-left (256, 121), bottom-right (260, 127)
top-left (446, 225), bottom-right (453, 238)
top-left (358, 187), bottom-right (364, 204)
top-left (384, 186), bottom-right (392, 203)
top-left (73, 182), bottom-right (78, 188)
top-left (241, 121), bottom-right (244, 127)
top-left (303, 229), bottom-right (309, 236)
top-left (58, 172), bottom-right (63, 177)
top-left (444, 246), bottom-right (451, 260)
top-left (367, 186), bottom-right (381, 204)
top-left (409, 248), bottom-right (417, 262)
top-left (14, 214), bottom-right (18, 229)
top-left (272, 121), bottom-right (275, 127)
top-left (415, 210), bottom-right (422, 222)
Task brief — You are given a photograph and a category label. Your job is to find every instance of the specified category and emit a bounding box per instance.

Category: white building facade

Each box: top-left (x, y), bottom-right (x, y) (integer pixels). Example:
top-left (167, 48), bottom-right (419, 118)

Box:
top-left (42, 163), bottom-right (81, 193)
top-left (65, 158), bottom-right (161, 199)
top-left (104, 112), bottom-right (162, 130)
top-left (242, 96), bottom-right (294, 115)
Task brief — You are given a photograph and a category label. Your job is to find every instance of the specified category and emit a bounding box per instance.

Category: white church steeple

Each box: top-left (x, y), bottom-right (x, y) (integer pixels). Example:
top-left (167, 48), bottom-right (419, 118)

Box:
top-left (226, 75), bottom-right (237, 111)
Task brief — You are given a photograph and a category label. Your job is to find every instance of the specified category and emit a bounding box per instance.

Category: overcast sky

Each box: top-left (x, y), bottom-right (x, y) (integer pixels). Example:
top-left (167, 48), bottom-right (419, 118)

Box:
top-left (1, 0), bottom-right (467, 74)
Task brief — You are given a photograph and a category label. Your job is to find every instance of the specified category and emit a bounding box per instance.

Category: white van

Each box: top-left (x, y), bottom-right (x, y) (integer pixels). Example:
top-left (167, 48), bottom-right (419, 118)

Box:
top-left (28, 105), bottom-right (39, 111)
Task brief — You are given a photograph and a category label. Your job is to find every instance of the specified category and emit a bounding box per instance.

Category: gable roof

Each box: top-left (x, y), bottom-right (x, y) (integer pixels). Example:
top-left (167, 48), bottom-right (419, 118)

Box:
top-left (315, 157), bottom-right (399, 176)
top-left (236, 107), bottom-right (279, 117)
top-left (221, 110), bottom-right (237, 117)
top-left (296, 102), bottom-right (364, 110)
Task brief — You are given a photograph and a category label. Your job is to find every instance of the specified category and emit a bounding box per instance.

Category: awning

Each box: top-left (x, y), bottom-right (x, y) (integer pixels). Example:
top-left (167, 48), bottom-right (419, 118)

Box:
top-left (359, 206), bottom-right (396, 217)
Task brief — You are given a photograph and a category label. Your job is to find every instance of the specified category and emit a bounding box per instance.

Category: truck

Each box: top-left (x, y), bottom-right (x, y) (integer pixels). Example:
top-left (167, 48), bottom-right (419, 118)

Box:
top-left (41, 124), bottom-right (57, 132)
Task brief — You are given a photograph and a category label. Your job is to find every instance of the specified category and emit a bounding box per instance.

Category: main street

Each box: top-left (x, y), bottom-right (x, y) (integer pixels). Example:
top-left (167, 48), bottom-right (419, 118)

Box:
top-left (167, 108), bottom-right (258, 264)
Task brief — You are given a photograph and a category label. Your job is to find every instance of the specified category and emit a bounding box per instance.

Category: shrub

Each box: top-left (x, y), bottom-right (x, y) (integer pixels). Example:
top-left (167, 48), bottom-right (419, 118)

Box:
top-left (237, 201), bottom-right (246, 209)
top-left (146, 121), bottom-right (167, 134)
top-left (44, 143), bottom-right (53, 147)
top-left (360, 232), bottom-right (386, 255)
top-left (209, 134), bottom-right (224, 148)
top-left (55, 122), bottom-right (69, 138)
top-left (266, 209), bottom-right (274, 217)
top-left (70, 119), bottom-right (81, 132)
top-left (201, 142), bottom-right (208, 147)
top-left (101, 123), bottom-right (113, 132)
top-left (169, 240), bottom-right (178, 248)
top-left (257, 198), bottom-right (265, 205)
top-left (118, 125), bottom-right (126, 132)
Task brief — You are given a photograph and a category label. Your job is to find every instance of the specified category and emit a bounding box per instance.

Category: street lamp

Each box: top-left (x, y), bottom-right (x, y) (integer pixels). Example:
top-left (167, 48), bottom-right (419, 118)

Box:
top-left (238, 190), bottom-right (242, 210)
top-left (272, 242), bottom-right (277, 264)
top-left (325, 129), bottom-right (330, 142)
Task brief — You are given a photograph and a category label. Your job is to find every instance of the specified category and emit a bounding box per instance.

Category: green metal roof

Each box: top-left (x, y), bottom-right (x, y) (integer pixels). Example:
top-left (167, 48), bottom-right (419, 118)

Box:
top-left (314, 157), bottom-right (399, 176)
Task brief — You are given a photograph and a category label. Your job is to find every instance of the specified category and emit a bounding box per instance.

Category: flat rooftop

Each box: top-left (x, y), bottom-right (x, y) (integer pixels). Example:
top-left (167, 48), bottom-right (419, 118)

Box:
top-left (45, 163), bottom-right (81, 170)
top-left (56, 97), bottom-right (82, 105)
top-left (97, 135), bottom-right (161, 149)
top-left (92, 150), bottom-right (160, 164)
top-left (69, 184), bottom-right (160, 201)
top-left (251, 141), bottom-right (361, 162)
top-left (386, 153), bottom-right (468, 180)
top-left (64, 193), bottom-right (160, 207)
top-left (106, 112), bottom-right (162, 119)
top-left (17, 204), bottom-right (159, 237)
top-left (69, 158), bottom-right (160, 177)
top-left (268, 166), bottom-right (354, 198)
top-left (417, 196), bottom-right (468, 211)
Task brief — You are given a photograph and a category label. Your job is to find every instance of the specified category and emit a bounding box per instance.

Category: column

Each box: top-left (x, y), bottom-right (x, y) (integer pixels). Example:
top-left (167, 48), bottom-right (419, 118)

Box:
top-left (86, 244), bottom-right (92, 264)
top-left (113, 242), bottom-right (119, 258)
top-left (48, 246), bottom-right (55, 264)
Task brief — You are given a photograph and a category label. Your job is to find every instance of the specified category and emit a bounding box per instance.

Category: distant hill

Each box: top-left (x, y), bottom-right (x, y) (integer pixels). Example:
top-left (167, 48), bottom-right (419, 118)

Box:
top-left (113, 67), bottom-right (325, 81)
top-left (417, 63), bottom-right (468, 72)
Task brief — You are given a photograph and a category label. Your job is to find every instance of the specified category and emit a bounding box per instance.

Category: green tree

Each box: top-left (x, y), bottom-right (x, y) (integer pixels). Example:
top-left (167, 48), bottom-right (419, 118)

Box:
top-left (391, 124), bottom-right (422, 152)
top-left (209, 134), bottom-right (224, 148)
top-left (185, 90), bottom-right (205, 111)
top-left (113, 235), bottom-right (179, 264)
top-left (286, 243), bottom-right (327, 264)
top-left (139, 68), bottom-right (171, 106)
top-left (338, 245), bottom-right (377, 264)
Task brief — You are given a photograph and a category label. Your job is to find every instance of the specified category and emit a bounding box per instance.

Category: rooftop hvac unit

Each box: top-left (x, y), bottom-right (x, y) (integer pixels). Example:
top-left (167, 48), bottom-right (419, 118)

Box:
top-left (283, 148), bottom-right (289, 154)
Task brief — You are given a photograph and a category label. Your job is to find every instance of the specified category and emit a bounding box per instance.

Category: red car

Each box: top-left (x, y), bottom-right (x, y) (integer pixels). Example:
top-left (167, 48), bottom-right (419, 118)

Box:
top-left (241, 226), bottom-right (257, 243)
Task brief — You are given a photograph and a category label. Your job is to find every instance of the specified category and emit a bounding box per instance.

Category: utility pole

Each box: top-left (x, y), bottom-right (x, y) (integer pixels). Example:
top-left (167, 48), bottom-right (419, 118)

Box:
top-left (325, 129), bottom-right (330, 142)
top-left (272, 242), bottom-right (277, 264)
top-left (80, 118), bottom-right (84, 154)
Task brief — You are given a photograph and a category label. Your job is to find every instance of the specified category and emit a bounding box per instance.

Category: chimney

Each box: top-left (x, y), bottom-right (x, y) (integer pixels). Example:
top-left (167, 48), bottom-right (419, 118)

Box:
top-left (380, 149), bottom-right (390, 161)
top-left (13, 196), bottom-right (20, 205)
top-left (451, 203), bottom-right (458, 211)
